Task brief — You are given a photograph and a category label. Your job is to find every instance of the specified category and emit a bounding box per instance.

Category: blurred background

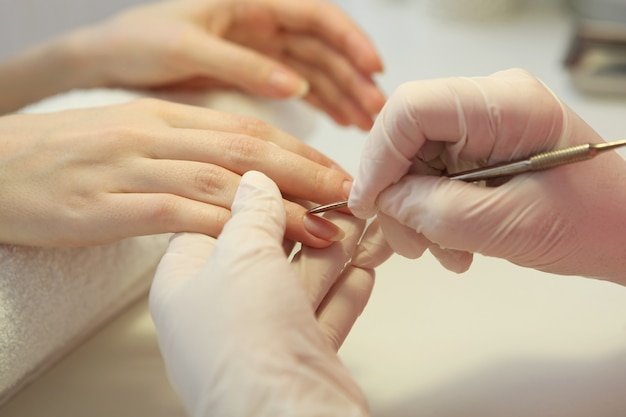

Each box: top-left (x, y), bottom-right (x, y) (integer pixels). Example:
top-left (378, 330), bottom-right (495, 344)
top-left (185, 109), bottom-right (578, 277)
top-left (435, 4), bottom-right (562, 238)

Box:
top-left (0, 0), bottom-right (145, 60)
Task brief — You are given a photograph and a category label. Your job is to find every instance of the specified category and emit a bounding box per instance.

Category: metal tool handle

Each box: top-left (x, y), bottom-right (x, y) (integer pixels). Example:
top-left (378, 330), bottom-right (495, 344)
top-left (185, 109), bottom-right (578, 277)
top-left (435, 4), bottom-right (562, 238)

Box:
top-left (529, 144), bottom-right (592, 170)
top-left (449, 144), bottom-right (593, 182)
top-left (447, 160), bottom-right (531, 182)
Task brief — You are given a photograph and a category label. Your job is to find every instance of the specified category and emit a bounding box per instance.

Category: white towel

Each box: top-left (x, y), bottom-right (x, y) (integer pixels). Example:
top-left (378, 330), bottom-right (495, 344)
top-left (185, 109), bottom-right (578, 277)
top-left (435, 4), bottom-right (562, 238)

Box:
top-left (0, 87), bottom-right (317, 405)
top-left (0, 235), bottom-right (170, 403)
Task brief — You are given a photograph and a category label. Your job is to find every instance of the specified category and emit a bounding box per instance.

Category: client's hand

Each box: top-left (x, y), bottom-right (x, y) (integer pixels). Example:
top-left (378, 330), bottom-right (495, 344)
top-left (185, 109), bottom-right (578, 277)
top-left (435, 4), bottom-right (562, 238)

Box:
top-left (0, 100), bottom-right (352, 247)
top-left (150, 171), bottom-right (392, 416)
top-left (73, 0), bottom-right (386, 130)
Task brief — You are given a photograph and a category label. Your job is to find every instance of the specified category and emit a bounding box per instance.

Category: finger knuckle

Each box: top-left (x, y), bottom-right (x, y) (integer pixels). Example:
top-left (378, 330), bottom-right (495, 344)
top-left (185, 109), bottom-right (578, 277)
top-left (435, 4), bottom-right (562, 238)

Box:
top-left (311, 167), bottom-right (336, 192)
top-left (145, 195), bottom-right (179, 227)
top-left (225, 134), bottom-right (267, 165)
top-left (193, 165), bottom-right (230, 196)
top-left (95, 124), bottom-right (145, 149)
top-left (237, 115), bottom-right (273, 137)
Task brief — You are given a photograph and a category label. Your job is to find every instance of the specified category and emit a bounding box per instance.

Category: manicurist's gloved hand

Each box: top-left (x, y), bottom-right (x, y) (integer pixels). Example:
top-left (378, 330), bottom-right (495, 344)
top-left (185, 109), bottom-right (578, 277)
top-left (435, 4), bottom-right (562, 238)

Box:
top-left (150, 171), bottom-right (392, 416)
top-left (349, 68), bottom-right (626, 284)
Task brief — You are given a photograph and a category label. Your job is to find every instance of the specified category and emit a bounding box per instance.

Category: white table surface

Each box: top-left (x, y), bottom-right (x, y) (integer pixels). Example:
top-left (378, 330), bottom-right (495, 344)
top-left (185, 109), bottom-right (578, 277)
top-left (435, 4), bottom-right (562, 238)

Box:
top-left (4, 1), bottom-right (626, 416)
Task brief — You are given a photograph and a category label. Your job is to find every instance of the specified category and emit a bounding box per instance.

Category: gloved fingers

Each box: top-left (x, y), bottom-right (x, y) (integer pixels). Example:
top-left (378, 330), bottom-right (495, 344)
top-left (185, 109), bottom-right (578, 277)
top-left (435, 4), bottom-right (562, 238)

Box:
top-left (154, 232), bottom-right (216, 279)
top-left (149, 171), bottom-right (371, 416)
top-left (349, 102), bottom-right (415, 218)
top-left (216, 171), bottom-right (288, 269)
top-left (314, 219), bottom-right (392, 350)
top-left (350, 218), bottom-right (394, 270)
top-left (292, 212), bottom-right (366, 310)
top-left (378, 174), bottom-right (488, 254)
top-left (366, 210), bottom-right (472, 273)
top-left (378, 212), bottom-right (430, 259)
top-left (428, 244), bottom-right (473, 274)
top-left (150, 232), bottom-right (217, 321)
top-left (207, 174), bottom-right (370, 414)
top-left (377, 173), bottom-right (547, 261)
top-left (151, 169), bottom-right (290, 323)
top-left (205, 186), bottom-right (369, 415)
top-left (349, 68), bottom-right (566, 218)
top-left (316, 266), bottom-right (375, 351)
top-left (349, 77), bottom-right (464, 218)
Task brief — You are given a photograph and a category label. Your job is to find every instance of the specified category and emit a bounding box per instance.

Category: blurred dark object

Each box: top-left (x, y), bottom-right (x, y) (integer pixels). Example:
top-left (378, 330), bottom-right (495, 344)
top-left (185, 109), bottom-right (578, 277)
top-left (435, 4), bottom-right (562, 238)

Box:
top-left (565, 0), bottom-right (626, 96)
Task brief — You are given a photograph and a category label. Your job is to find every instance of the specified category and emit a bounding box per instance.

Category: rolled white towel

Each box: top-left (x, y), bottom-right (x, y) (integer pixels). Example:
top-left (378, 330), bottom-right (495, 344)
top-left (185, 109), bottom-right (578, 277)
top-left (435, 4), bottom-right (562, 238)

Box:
top-left (0, 235), bottom-right (169, 404)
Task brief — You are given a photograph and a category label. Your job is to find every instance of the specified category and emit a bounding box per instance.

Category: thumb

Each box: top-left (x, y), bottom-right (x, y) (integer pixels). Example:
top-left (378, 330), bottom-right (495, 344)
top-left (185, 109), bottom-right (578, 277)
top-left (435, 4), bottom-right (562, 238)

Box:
top-left (150, 232), bottom-right (217, 319)
top-left (215, 170), bottom-right (288, 270)
top-left (186, 31), bottom-right (309, 98)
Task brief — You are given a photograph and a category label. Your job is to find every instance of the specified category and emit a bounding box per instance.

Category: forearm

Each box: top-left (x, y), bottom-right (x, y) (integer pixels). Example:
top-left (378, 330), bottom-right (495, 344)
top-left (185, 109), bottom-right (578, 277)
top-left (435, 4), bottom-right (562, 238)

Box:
top-left (0, 29), bottom-right (101, 115)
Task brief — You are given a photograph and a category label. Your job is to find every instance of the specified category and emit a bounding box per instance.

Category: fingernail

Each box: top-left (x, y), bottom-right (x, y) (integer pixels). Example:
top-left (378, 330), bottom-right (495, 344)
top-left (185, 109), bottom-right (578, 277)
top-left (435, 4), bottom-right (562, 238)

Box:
top-left (343, 180), bottom-right (353, 199)
top-left (346, 33), bottom-right (383, 73)
top-left (304, 214), bottom-right (345, 242)
top-left (268, 68), bottom-right (309, 98)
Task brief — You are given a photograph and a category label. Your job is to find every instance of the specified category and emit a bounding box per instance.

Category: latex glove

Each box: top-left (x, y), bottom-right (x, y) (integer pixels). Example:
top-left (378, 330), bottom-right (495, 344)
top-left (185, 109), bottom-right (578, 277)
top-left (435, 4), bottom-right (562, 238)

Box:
top-left (66, 0), bottom-right (386, 130)
top-left (349, 68), bottom-right (626, 284)
top-left (0, 99), bottom-right (351, 247)
top-left (150, 171), bottom-right (392, 416)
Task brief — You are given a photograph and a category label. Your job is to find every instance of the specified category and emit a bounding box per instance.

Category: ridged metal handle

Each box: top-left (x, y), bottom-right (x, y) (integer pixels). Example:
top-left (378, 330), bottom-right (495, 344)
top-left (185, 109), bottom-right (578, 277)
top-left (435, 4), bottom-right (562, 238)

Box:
top-left (529, 144), bottom-right (592, 170)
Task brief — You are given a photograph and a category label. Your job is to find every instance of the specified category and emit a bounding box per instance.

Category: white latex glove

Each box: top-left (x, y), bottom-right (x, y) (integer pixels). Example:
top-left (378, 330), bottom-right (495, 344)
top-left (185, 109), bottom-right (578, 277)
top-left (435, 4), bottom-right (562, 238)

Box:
top-left (150, 171), bottom-right (392, 417)
top-left (349, 68), bottom-right (626, 283)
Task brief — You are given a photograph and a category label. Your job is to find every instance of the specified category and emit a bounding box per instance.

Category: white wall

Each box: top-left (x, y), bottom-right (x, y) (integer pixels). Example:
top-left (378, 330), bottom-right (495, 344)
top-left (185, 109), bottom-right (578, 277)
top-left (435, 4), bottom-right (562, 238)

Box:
top-left (0, 0), bottom-right (149, 59)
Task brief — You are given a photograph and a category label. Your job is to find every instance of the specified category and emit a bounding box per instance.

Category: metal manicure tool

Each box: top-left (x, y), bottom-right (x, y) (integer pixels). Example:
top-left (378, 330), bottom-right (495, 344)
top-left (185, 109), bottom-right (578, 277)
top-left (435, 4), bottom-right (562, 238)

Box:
top-left (307, 139), bottom-right (626, 215)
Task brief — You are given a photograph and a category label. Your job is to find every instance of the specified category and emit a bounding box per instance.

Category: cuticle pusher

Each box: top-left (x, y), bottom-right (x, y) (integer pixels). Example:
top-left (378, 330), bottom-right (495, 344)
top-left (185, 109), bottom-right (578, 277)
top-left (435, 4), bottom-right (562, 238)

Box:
top-left (307, 139), bottom-right (626, 215)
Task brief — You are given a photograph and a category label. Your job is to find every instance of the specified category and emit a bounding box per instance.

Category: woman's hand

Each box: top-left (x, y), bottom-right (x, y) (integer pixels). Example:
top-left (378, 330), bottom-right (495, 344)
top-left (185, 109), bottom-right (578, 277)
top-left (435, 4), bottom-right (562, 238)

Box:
top-left (71, 0), bottom-right (386, 130)
top-left (0, 99), bottom-right (351, 247)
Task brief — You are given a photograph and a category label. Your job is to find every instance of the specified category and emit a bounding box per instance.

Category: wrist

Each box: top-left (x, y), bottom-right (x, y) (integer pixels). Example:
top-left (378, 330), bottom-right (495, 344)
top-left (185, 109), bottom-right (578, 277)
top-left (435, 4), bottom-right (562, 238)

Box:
top-left (60, 25), bottom-right (112, 90)
top-left (0, 31), bottom-right (102, 114)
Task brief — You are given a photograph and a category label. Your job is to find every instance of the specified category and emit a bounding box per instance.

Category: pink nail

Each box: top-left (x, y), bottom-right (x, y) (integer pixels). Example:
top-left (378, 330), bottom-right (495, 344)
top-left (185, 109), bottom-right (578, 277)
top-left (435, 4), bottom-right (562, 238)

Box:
top-left (303, 214), bottom-right (345, 242)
